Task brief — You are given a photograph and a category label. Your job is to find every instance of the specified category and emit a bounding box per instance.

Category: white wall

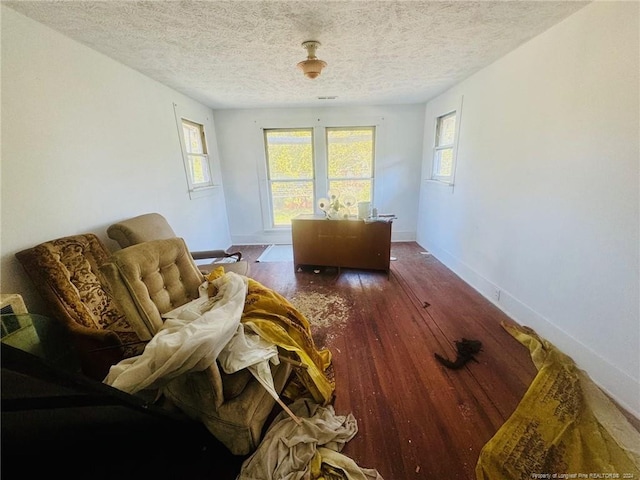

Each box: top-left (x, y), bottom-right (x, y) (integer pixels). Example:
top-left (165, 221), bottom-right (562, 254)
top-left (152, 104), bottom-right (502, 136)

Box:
top-left (1, 6), bottom-right (233, 313)
top-left (417, 1), bottom-right (639, 416)
top-left (214, 105), bottom-right (425, 245)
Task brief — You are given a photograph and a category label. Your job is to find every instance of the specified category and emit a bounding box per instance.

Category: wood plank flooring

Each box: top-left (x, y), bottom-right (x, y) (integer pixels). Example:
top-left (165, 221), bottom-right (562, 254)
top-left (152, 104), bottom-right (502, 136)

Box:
top-left (213, 242), bottom-right (637, 479)
top-left (225, 242), bottom-right (537, 479)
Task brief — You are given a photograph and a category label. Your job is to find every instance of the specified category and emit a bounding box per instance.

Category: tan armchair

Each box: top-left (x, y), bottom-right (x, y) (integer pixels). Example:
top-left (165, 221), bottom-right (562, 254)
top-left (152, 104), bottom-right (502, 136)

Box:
top-left (99, 237), bottom-right (291, 455)
top-left (15, 234), bottom-right (145, 380)
top-left (106, 213), bottom-right (249, 276)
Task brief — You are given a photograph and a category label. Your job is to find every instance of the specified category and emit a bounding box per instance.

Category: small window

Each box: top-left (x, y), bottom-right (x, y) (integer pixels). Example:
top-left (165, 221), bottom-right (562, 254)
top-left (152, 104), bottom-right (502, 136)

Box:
top-left (326, 126), bottom-right (375, 204)
top-left (181, 119), bottom-right (213, 190)
top-left (432, 111), bottom-right (457, 183)
top-left (264, 128), bottom-right (315, 227)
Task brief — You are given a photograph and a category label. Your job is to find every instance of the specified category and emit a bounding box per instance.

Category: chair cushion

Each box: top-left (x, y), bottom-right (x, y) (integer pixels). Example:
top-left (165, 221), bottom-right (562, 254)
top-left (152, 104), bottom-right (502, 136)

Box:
top-left (220, 367), bottom-right (253, 400)
top-left (100, 238), bottom-right (205, 337)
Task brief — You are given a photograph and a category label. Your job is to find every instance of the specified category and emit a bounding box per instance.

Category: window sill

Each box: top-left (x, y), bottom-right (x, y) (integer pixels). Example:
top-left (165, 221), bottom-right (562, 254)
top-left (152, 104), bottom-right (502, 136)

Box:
top-left (264, 226), bottom-right (292, 232)
top-left (188, 185), bottom-right (220, 200)
top-left (425, 179), bottom-right (454, 187)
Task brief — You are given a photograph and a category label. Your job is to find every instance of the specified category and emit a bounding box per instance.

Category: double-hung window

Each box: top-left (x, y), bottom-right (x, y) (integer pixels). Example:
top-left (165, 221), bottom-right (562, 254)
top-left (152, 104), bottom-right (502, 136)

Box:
top-left (264, 129), bottom-right (315, 227)
top-left (181, 118), bottom-right (213, 189)
top-left (431, 111), bottom-right (457, 183)
top-left (263, 125), bottom-right (376, 227)
top-left (326, 127), bottom-right (375, 203)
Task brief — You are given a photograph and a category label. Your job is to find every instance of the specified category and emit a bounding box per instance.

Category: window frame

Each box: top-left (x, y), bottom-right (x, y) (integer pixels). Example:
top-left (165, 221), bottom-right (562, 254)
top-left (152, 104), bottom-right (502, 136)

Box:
top-left (181, 118), bottom-right (214, 189)
top-left (325, 126), bottom-right (376, 206)
top-left (432, 112), bottom-right (455, 182)
top-left (173, 102), bottom-right (218, 199)
top-left (429, 96), bottom-right (463, 186)
top-left (258, 117), bottom-right (383, 231)
top-left (263, 127), bottom-right (316, 228)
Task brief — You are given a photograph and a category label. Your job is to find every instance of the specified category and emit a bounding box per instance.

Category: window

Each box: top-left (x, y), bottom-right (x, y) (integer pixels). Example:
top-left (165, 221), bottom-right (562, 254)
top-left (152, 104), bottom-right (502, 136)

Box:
top-left (181, 119), bottom-right (213, 190)
top-left (264, 129), bottom-right (315, 227)
top-left (326, 127), bottom-right (375, 203)
top-left (262, 124), bottom-right (377, 228)
top-left (432, 111), bottom-right (457, 183)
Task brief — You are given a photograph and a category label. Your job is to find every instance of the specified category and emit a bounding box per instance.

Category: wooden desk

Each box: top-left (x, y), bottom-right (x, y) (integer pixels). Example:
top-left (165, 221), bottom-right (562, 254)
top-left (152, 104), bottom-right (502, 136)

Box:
top-left (291, 214), bottom-right (392, 273)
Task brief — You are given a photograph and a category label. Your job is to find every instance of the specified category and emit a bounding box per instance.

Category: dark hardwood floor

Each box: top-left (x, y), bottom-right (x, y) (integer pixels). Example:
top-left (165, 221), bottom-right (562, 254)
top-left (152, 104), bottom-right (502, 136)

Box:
top-left (202, 242), bottom-right (638, 479)
top-left (7, 242), bottom-right (636, 480)
top-left (225, 242), bottom-right (538, 479)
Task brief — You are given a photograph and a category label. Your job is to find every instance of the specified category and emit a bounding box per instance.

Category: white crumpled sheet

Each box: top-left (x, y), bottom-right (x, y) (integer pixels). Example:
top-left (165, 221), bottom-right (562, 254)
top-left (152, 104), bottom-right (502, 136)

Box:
top-left (238, 397), bottom-right (384, 480)
top-left (104, 272), bottom-right (279, 397)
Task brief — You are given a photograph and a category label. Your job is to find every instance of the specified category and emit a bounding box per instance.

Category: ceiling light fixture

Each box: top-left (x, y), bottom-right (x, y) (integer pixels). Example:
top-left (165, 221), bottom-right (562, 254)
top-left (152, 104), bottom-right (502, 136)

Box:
top-left (297, 41), bottom-right (327, 79)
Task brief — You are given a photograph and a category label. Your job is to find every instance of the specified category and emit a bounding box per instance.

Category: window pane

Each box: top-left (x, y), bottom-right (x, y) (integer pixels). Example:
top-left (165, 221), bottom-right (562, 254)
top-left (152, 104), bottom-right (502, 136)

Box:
top-left (183, 121), bottom-right (204, 154)
top-left (270, 181), bottom-right (314, 226)
top-left (327, 128), bottom-right (374, 178)
top-left (436, 112), bottom-right (456, 146)
top-left (265, 130), bottom-right (313, 180)
top-left (189, 154), bottom-right (211, 184)
top-left (328, 179), bottom-right (371, 205)
top-left (434, 148), bottom-right (453, 177)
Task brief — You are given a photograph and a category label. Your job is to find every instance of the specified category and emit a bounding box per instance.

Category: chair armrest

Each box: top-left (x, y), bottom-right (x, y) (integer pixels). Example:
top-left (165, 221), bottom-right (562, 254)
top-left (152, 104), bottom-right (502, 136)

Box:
top-left (66, 321), bottom-right (118, 342)
top-left (190, 249), bottom-right (227, 260)
top-left (206, 362), bottom-right (225, 409)
top-left (65, 324), bottom-right (125, 380)
top-left (226, 252), bottom-right (242, 261)
top-left (191, 250), bottom-right (242, 262)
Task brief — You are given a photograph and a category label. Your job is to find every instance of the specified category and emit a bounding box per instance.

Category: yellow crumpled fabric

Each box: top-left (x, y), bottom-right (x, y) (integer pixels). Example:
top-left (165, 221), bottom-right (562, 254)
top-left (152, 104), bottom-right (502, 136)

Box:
top-left (476, 322), bottom-right (640, 480)
top-left (207, 267), bottom-right (335, 405)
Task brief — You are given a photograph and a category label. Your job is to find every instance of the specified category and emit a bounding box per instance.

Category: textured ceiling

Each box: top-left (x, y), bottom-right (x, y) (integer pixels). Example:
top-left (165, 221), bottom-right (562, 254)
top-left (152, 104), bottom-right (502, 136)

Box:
top-left (5, 1), bottom-right (589, 109)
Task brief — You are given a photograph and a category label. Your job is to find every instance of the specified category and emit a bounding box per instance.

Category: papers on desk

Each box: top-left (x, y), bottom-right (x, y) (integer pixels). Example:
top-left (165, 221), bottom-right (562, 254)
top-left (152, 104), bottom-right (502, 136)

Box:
top-left (364, 213), bottom-right (396, 223)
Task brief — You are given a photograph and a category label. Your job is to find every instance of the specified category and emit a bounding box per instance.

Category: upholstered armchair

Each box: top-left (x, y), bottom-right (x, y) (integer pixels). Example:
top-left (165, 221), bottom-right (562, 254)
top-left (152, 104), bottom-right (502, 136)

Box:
top-left (99, 237), bottom-right (291, 455)
top-left (15, 234), bottom-right (145, 380)
top-left (106, 212), bottom-right (249, 276)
